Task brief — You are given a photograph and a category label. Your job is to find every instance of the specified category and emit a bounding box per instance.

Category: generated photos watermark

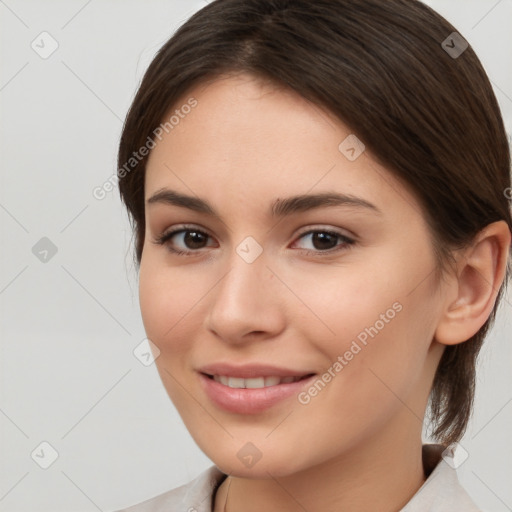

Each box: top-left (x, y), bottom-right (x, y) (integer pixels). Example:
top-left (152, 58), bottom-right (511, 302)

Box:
top-left (298, 301), bottom-right (403, 405)
top-left (92, 97), bottom-right (198, 200)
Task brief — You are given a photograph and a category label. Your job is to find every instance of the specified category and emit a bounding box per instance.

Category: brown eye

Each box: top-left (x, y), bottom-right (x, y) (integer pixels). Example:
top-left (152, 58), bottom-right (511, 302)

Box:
top-left (175, 230), bottom-right (209, 250)
top-left (153, 226), bottom-right (214, 256)
top-left (293, 229), bottom-right (355, 255)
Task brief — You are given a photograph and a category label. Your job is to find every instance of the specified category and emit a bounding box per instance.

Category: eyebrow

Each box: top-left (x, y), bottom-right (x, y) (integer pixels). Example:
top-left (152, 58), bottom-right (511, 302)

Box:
top-left (146, 188), bottom-right (382, 219)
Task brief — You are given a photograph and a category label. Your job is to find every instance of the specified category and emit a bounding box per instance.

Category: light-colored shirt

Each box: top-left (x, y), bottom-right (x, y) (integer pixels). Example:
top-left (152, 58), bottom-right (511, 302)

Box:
top-left (115, 444), bottom-right (481, 511)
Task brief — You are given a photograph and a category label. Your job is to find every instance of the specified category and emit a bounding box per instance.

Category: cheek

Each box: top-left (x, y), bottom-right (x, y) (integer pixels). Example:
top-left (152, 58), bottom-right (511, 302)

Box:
top-left (138, 261), bottom-right (166, 340)
top-left (138, 259), bottom-right (203, 409)
top-left (294, 254), bottom-right (436, 409)
top-left (138, 257), bottom-right (198, 356)
top-left (290, 261), bottom-right (399, 353)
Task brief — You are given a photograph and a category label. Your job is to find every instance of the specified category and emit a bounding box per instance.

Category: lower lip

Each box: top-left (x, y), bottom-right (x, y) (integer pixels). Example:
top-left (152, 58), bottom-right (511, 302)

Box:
top-left (198, 373), bottom-right (316, 414)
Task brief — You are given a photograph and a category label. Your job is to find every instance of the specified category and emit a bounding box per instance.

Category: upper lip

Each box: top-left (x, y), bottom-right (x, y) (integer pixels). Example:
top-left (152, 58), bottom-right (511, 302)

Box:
top-left (198, 363), bottom-right (315, 379)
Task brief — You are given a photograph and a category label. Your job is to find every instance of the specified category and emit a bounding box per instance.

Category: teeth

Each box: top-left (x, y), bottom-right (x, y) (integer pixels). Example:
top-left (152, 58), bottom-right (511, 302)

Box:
top-left (211, 375), bottom-right (302, 388)
top-left (228, 377), bottom-right (245, 388)
top-left (245, 377), bottom-right (265, 388)
top-left (264, 376), bottom-right (281, 386)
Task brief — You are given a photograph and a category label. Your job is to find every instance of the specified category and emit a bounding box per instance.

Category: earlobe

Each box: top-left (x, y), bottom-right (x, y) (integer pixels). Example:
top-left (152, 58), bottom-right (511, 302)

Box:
top-left (434, 221), bottom-right (511, 346)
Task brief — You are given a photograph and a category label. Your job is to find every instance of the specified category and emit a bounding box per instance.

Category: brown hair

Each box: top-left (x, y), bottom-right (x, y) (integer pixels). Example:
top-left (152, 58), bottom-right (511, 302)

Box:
top-left (117, 0), bottom-right (512, 444)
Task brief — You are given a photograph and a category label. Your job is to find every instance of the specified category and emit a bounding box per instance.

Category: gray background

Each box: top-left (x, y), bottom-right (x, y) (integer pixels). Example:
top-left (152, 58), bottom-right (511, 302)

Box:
top-left (0, 0), bottom-right (511, 510)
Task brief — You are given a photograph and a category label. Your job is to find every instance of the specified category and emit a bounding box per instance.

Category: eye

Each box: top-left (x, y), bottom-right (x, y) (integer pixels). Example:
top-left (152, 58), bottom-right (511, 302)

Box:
top-left (152, 225), bottom-right (215, 256)
top-left (151, 225), bottom-right (355, 257)
top-left (291, 227), bottom-right (355, 255)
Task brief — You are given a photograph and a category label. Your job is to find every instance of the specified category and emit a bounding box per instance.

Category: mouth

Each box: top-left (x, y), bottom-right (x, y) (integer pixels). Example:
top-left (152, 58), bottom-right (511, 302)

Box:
top-left (197, 366), bottom-right (317, 414)
top-left (202, 373), bottom-right (313, 389)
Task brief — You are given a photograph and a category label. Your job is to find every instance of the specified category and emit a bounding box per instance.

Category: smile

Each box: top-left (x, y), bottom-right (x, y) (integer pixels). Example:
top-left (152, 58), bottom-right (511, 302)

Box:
top-left (198, 368), bottom-right (316, 414)
top-left (209, 375), bottom-right (304, 388)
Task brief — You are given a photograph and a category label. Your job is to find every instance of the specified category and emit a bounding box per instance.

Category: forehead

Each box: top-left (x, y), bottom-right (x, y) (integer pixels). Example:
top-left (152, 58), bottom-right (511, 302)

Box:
top-left (144, 73), bottom-right (421, 222)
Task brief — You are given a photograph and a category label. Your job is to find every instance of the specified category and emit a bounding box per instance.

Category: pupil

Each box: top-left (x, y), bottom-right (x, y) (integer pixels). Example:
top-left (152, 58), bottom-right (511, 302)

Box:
top-left (313, 232), bottom-right (336, 250)
top-left (185, 231), bottom-right (206, 249)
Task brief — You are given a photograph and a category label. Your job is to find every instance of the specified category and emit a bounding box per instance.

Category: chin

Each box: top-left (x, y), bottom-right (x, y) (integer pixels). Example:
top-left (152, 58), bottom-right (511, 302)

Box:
top-left (192, 434), bottom-right (316, 478)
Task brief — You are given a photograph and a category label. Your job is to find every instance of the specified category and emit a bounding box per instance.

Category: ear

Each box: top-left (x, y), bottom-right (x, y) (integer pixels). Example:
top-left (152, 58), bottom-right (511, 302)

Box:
top-left (434, 221), bottom-right (511, 346)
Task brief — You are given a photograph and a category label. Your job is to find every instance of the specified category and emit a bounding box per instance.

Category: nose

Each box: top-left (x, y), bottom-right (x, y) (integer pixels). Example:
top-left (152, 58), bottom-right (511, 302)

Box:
top-left (204, 247), bottom-right (285, 345)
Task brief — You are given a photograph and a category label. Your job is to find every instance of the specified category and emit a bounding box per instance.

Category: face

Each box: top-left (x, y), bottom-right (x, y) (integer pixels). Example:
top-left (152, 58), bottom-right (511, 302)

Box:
top-left (139, 73), bottom-right (447, 478)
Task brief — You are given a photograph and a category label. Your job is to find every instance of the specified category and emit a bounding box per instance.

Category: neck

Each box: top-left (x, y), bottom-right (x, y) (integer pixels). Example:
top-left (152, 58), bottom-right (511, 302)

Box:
top-left (214, 416), bottom-right (427, 512)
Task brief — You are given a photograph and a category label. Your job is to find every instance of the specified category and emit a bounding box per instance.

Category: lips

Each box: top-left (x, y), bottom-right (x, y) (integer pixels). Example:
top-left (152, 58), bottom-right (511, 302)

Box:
top-left (197, 363), bottom-right (316, 414)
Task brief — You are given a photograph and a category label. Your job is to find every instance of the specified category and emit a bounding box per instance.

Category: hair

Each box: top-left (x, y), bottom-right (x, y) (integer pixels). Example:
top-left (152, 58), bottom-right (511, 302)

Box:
top-left (117, 0), bottom-right (512, 445)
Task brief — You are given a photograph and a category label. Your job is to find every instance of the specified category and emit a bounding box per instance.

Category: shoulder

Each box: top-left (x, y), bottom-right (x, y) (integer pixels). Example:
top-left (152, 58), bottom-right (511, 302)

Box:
top-left (114, 466), bottom-right (227, 512)
top-left (402, 445), bottom-right (481, 511)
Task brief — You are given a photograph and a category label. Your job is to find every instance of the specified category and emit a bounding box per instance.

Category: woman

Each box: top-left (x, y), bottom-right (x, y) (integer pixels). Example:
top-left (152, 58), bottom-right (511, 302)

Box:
top-left (114, 0), bottom-right (511, 510)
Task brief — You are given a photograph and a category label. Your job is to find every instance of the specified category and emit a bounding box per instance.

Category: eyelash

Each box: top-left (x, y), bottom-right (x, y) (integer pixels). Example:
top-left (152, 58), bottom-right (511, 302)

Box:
top-left (151, 224), bottom-right (356, 257)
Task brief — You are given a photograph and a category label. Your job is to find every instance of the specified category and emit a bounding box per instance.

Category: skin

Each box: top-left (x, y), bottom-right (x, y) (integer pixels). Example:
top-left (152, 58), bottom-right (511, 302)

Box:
top-left (139, 73), bottom-right (511, 512)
